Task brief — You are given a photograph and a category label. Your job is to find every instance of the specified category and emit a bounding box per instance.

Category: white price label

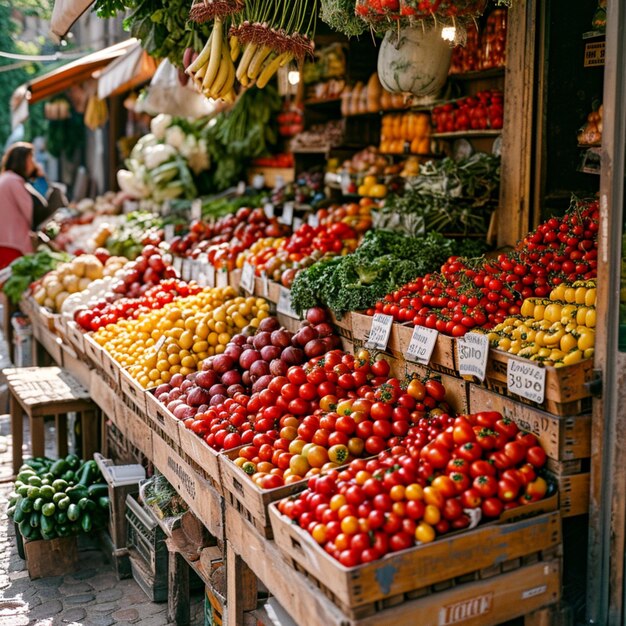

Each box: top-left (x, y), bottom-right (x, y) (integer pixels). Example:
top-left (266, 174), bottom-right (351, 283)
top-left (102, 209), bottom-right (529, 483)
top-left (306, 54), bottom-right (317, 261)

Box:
top-left (507, 359), bottom-right (546, 404)
top-left (261, 271), bottom-right (269, 298)
top-left (308, 213), bottom-right (319, 227)
top-left (206, 264), bottom-right (216, 287)
top-left (196, 266), bottom-right (208, 286)
top-left (164, 224), bottom-right (175, 241)
top-left (191, 260), bottom-right (202, 282)
top-left (456, 333), bottom-right (490, 382)
top-left (173, 256), bottom-right (183, 274)
top-left (293, 217), bottom-right (303, 230)
top-left (237, 181), bottom-right (246, 194)
top-left (183, 259), bottom-right (194, 281)
top-left (191, 199), bottom-right (202, 220)
top-left (217, 268), bottom-right (229, 288)
top-left (365, 314), bottom-right (393, 350)
top-left (240, 262), bottom-right (255, 293)
top-left (277, 286), bottom-right (298, 318)
top-left (153, 335), bottom-right (167, 355)
top-left (406, 326), bottom-right (439, 365)
top-left (263, 203), bottom-right (275, 218)
top-left (281, 201), bottom-right (294, 225)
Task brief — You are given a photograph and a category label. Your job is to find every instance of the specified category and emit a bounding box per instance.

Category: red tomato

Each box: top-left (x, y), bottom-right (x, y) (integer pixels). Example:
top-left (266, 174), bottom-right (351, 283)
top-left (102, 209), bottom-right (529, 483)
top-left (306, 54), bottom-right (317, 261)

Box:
top-left (469, 460), bottom-right (496, 478)
top-left (460, 488), bottom-right (482, 508)
top-left (526, 446), bottom-right (547, 468)
top-left (504, 441), bottom-right (527, 464)
top-left (456, 442), bottom-right (482, 462)
top-left (472, 475), bottom-right (498, 497)
top-left (497, 478), bottom-right (520, 502)
top-left (481, 497), bottom-right (504, 518)
top-left (442, 497), bottom-right (464, 522)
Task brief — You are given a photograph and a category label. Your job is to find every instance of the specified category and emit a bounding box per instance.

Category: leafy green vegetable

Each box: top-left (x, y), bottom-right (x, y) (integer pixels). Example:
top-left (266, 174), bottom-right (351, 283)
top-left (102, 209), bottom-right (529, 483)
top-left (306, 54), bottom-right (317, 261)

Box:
top-left (106, 211), bottom-right (163, 260)
top-left (2, 249), bottom-right (70, 304)
top-left (290, 230), bottom-right (457, 317)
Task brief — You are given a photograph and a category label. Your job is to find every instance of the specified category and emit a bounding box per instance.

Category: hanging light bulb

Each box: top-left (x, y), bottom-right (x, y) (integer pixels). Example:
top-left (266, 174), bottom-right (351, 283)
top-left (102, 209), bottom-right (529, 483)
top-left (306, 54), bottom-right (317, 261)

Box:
top-left (441, 26), bottom-right (456, 42)
top-left (288, 70), bottom-right (300, 86)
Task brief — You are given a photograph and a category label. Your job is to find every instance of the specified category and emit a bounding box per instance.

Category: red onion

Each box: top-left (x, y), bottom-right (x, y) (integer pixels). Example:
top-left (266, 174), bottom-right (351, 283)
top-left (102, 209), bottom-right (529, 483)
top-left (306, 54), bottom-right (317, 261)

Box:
top-left (221, 370), bottom-right (242, 386)
top-left (181, 379), bottom-right (194, 392)
top-left (242, 371), bottom-right (252, 387)
top-left (173, 404), bottom-right (197, 420)
top-left (304, 339), bottom-right (327, 358)
top-left (271, 329), bottom-right (292, 348)
top-left (249, 360), bottom-right (270, 380)
top-left (293, 326), bottom-right (317, 347)
top-left (170, 373), bottom-right (184, 388)
top-left (224, 344), bottom-right (243, 361)
top-left (253, 332), bottom-right (272, 350)
top-left (314, 322), bottom-right (334, 338)
top-left (209, 383), bottom-right (228, 397)
top-left (269, 359), bottom-right (288, 376)
top-left (155, 383), bottom-right (171, 397)
top-left (187, 387), bottom-right (211, 407)
top-left (195, 370), bottom-right (219, 389)
top-left (260, 345), bottom-right (282, 361)
top-left (227, 384), bottom-right (245, 397)
top-left (212, 355), bottom-right (236, 375)
top-left (232, 334), bottom-right (247, 347)
top-left (281, 346), bottom-right (304, 365)
top-left (306, 307), bottom-right (327, 325)
top-left (258, 317), bottom-right (280, 332)
top-left (169, 388), bottom-right (182, 401)
top-left (167, 399), bottom-right (183, 413)
top-left (252, 374), bottom-right (273, 393)
top-left (240, 349), bottom-right (262, 370)
top-left (209, 394), bottom-right (226, 407)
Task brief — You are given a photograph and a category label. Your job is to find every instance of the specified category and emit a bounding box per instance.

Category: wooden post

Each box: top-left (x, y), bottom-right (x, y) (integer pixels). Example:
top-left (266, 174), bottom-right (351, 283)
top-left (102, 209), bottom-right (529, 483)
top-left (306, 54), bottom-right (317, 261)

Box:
top-left (10, 393), bottom-right (22, 475)
top-left (225, 541), bottom-right (257, 626)
top-left (81, 409), bottom-right (100, 460)
top-left (55, 414), bottom-right (68, 458)
top-left (498, 0), bottom-right (539, 246)
top-left (167, 550), bottom-right (190, 626)
top-left (29, 414), bottom-right (44, 459)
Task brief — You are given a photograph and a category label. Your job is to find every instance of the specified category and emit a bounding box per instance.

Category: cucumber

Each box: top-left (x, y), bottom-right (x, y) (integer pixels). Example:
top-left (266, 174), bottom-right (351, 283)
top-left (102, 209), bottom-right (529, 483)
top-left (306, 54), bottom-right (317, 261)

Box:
top-left (65, 454), bottom-right (80, 470)
top-left (19, 520), bottom-right (32, 539)
top-left (33, 498), bottom-right (44, 512)
top-left (17, 471), bottom-right (35, 482)
top-left (56, 496), bottom-right (70, 511)
top-left (56, 524), bottom-right (69, 537)
top-left (29, 512), bottom-right (40, 528)
top-left (50, 459), bottom-right (69, 477)
top-left (39, 485), bottom-right (55, 500)
top-left (19, 498), bottom-right (33, 514)
top-left (52, 492), bottom-right (67, 505)
top-left (52, 479), bottom-right (68, 492)
top-left (55, 511), bottom-right (68, 524)
top-left (66, 486), bottom-right (89, 502)
top-left (27, 475), bottom-right (42, 487)
top-left (26, 486), bottom-right (40, 500)
top-left (78, 461), bottom-right (97, 486)
top-left (13, 505), bottom-right (25, 524)
top-left (87, 484), bottom-right (108, 498)
top-left (98, 496), bottom-right (110, 509)
top-left (78, 497), bottom-right (95, 512)
top-left (6, 506), bottom-right (15, 519)
top-left (61, 471), bottom-right (76, 483)
top-left (40, 530), bottom-right (56, 540)
top-left (80, 513), bottom-right (92, 533)
top-left (67, 504), bottom-right (80, 522)
top-left (42, 502), bottom-right (56, 517)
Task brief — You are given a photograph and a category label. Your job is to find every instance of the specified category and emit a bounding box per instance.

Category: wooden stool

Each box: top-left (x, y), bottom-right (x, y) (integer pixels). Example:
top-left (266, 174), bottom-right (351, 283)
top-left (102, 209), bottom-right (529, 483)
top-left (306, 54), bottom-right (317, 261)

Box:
top-left (4, 367), bottom-right (98, 474)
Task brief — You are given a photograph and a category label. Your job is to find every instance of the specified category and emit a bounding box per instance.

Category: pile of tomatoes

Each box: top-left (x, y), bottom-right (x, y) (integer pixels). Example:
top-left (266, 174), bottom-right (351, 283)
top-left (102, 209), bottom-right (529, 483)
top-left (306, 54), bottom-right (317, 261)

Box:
top-left (169, 208), bottom-right (289, 269)
top-left (369, 198), bottom-right (599, 336)
top-left (432, 90), bottom-right (504, 134)
top-left (277, 409), bottom-right (550, 566)
top-left (75, 278), bottom-right (200, 332)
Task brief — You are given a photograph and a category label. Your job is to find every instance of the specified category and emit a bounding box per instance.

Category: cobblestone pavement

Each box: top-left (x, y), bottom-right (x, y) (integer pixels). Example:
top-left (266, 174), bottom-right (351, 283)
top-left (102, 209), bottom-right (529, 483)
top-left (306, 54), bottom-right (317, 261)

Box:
top-left (0, 317), bottom-right (204, 625)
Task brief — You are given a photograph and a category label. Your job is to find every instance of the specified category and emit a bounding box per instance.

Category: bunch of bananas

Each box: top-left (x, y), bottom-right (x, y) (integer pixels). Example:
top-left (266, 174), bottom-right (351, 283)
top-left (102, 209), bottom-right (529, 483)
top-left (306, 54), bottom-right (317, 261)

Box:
top-left (185, 18), bottom-right (236, 102)
top-left (231, 39), bottom-right (293, 89)
top-left (486, 281), bottom-right (597, 367)
top-left (84, 96), bottom-right (109, 131)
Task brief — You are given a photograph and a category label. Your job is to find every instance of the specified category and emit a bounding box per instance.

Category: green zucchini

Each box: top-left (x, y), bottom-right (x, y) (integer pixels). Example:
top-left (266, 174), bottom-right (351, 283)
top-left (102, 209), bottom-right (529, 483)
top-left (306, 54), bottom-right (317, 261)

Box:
top-left (67, 504), bottom-right (80, 522)
top-left (33, 498), bottom-right (44, 512)
top-left (42, 502), bottom-right (56, 517)
top-left (87, 483), bottom-right (108, 498)
top-left (80, 513), bottom-right (92, 533)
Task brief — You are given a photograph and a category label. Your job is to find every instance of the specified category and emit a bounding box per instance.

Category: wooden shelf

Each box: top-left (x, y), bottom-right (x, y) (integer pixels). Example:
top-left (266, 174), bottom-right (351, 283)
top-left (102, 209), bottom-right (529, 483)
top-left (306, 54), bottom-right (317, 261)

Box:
top-left (431, 129), bottom-right (502, 139)
top-left (303, 97), bottom-right (342, 108)
top-left (448, 67), bottom-right (505, 80)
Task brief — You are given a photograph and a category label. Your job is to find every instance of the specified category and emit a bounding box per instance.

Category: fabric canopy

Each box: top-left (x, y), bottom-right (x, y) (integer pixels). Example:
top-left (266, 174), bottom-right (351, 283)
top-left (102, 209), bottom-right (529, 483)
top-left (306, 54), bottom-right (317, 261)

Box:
top-left (50, 0), bottom-right (95, 40)
top-left (96, 42), bottom-right (158, 99)
top-left (23, 39), bottom-right (138, 105)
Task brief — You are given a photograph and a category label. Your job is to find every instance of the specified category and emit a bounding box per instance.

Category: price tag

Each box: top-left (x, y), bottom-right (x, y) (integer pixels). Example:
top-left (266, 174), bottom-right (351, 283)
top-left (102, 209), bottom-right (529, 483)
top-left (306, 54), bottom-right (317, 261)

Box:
top-left (456, 333), bottom-right (490, 382)
top-left (173, 256), bottom-right (183, 274)
top-left (237, 181), bottom-right (246, 195)
top-left (293, 217), bottom-right (303, 230)
top-left (191, 260), bottom-right (203, 282)
top-left (261, 270), bottom-right (269, 298)
top-left (263, 203), bottom-right (275, 218)
top-left (206, 264), bottom-right (216, 287)
top-left (406, 326), bottom-right (438, 365)
top-left (181, 259), bottom-right (191, 281)
top-left (240, 262), bottom-right (255, 294)
top-left (281, 201), bottom-right (294, 225)
top-left (164, 224), bottom-right (175, 241)
top-left (153, 335), bottom-right (167, 355)
top-left (217, 268), bottom-right (229, 288)
top-left (277, 286), bottom-right (298, 318)
top-left (196, 266), bottom-right (208, 286)
top-left (308, 213), bottom-right (319, 227)
top-left (365, 314), bottom-right (393, 351)
top-left (191, 199), bottom-right (202, 220)
top-left (507, 359), bottom-right (546, 404)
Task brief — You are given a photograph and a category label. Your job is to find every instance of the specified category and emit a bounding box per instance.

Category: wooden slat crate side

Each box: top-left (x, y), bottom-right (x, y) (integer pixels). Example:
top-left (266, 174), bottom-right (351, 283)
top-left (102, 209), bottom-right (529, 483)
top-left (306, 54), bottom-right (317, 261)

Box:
top-left (354, 559), bottom-right (561, 626)
top-left (351, 312), bottom-right (373, 343)
top-left (100, 349), bottom-right (122, 387)
top-left (83, 334), bottom-right (104, 367)
top-left (177, 421), bottom-right (223, 488)
top-left (389, 323), bottom-right (457, 373)
top-left (24, 535), bottom-right (79, 579)
top-left (330, 311), bottom-right (353, 342)
top-left (276, 312), bottom-right (302, 333)
top-left (33, 322), bottom-right (63, 364)
top-left (119, 368), bottom-right (148, 416)
top-left (60, 343), bottom-right (91, 389)
top-left (152, 432), bottom-right (223, 540)
top-left (484, 351), bottom-right (594, 404)
top-left (65, 320), bottom-right (86, 355)
top-left (269, 506), bottom-right (561, 611)
top-left (468, 386), bottom-right (591, 462)
top-left (121, 403), bottom-right (153, 458)
top-left (558, 472), bottom-right (590, 518)
top-left (145, 391), bottom-right (181, 448)
top-left (90, 370), bottom-right (119, 421)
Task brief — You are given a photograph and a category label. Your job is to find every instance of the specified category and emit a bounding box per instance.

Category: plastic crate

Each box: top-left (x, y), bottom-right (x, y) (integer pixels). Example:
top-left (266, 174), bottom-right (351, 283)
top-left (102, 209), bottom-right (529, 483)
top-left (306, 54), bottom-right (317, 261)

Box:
top-left (125, 494), bottom-right (168, 576)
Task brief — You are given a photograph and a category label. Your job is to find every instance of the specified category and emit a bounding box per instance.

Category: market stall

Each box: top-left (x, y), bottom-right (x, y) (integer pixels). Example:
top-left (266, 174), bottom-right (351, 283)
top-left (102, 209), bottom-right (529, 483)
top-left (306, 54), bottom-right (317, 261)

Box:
top-left (3, 0), bottom-right (619, 624)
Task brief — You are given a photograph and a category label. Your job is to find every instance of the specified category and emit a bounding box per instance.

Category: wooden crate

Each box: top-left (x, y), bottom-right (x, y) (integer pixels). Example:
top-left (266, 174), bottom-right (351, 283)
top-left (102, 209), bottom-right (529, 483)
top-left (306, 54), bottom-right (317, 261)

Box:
top-left (253, 278), bottom-right (281, 303)
top-left (558, 472), bottom-right (590, 518)
top-left (152, 432), bottom-right (224, 540)
top-left (65, 320), bottom-right (86, 356)
top-left (477, 350), bottom-right (594, 416)
top-left (90, 370), bottom-right (119, 421)
top-left (83, 333), bottom-right (104, 368)
top-left (177, 421), bottom-right (224, 490)
top-left (145, 390), bottom-right (182, 448)
top-left (32, 319), bottom-right (63, 364)
top-left (60, 342), bottom-right (91, 389)
top-left (226, 504), bottom-right (560, 626)
top-left (230, 268), bottom-right (241, 292)
top-left (119, 401), bottom-right (153, 459)
top-left (100, 350), bottom-right (122, 388)
top-left (24, 535), bottom-right (78, 579)
top-left (468, 386), bottom-right (591, 466)
top-left (269, 506), bottom-right (561, 619)
top-left (219, 449), bottom-right (309, 538)
top-left (119, 367), bottom-right (148, 415)
top-left (33, 304), bottom-right (58, 332)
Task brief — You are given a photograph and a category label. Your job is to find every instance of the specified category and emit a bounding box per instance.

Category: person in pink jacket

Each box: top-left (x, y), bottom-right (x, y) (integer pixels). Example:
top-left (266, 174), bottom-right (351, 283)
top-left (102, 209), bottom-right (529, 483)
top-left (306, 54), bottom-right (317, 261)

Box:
top-left (0, 142), bottom-right (39, 269)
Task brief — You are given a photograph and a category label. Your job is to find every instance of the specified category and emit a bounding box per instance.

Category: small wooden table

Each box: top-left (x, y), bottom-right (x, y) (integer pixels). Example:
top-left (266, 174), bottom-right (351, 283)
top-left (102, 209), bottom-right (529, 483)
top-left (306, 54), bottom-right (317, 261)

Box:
top-left (4, 366), bottom-right (98, 474)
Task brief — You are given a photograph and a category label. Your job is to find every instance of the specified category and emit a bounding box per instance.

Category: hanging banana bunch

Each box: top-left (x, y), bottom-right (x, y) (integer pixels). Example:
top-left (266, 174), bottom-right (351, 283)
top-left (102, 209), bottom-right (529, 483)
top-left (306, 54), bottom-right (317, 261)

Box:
top-left (183, 0), bottom-right (318, 100)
